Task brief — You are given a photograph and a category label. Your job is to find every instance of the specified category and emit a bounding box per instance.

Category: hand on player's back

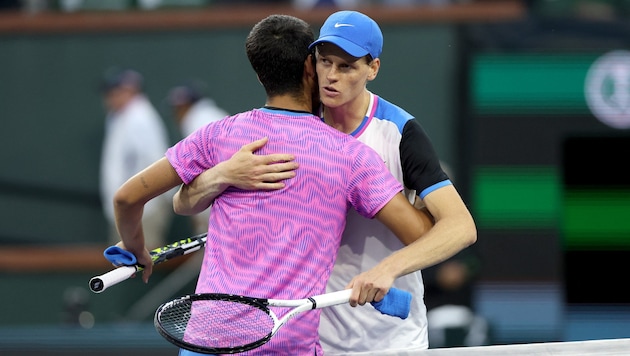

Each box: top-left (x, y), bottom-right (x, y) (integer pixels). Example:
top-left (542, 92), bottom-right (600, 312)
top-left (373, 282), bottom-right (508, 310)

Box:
top-left (223, 137), bottom-right (298, 190)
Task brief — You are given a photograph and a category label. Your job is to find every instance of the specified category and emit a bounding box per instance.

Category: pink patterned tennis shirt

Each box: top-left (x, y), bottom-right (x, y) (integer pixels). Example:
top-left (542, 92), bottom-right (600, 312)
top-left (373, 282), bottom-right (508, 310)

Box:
top-left (165, 107), bottom-right (402, 355)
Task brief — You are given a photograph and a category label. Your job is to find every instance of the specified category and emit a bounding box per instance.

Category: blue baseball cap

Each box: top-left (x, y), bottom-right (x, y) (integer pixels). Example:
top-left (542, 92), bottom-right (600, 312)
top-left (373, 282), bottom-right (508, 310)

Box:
top-left (309, 10), bottom-right (383, 59)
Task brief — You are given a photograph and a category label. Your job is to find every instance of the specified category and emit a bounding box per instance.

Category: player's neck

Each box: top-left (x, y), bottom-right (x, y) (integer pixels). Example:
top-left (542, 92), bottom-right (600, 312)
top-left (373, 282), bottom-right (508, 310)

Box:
top-left (323, 90), bottom-right (370, 134)
top-left (266, 95), bottom-right (311, 114)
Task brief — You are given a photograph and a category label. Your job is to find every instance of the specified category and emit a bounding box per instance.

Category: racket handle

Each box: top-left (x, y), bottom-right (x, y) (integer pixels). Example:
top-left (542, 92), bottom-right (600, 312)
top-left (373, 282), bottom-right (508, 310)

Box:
top-left (311, 287), bottom-right (412, 320)
top-left (89, 265), bottom-right (138, 293)
top-left (310, 289), bottom-right (352, 308)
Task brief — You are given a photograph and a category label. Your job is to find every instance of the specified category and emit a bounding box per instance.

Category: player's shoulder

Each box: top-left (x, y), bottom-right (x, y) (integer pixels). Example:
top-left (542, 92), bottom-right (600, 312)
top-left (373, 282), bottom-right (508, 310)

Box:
top-left (373, 94), bottom-right (415, 131)
top-left (372, 95), bottom-right (434, 141)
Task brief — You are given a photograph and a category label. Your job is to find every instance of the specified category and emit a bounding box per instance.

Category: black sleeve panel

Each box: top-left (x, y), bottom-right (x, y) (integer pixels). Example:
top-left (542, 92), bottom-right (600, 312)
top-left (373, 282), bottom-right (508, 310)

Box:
top-left (400, 119), bottom-right (449, 193)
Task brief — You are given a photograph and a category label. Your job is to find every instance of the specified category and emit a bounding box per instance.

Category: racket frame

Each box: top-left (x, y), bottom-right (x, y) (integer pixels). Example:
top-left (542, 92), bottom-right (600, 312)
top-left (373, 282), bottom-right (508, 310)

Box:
top-left (154, 289), bottom-right (353, 354)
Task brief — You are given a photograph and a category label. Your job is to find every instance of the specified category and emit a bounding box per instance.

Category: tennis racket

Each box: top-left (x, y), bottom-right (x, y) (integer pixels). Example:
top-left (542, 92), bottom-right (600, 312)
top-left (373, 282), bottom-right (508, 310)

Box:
top-left (154, 287), bottom-right (411, 354)
top-left (89, 232), bottom-right (207, 293)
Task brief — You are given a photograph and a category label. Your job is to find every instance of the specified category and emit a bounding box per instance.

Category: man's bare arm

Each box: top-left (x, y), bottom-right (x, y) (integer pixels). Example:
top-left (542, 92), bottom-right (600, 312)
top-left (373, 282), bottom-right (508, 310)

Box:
top-left (173, 137), bottom-right (299, 215)
top-left (114, 157), bottom-right (184, 283)
top-left (347, 185), bottom-right (477, 306)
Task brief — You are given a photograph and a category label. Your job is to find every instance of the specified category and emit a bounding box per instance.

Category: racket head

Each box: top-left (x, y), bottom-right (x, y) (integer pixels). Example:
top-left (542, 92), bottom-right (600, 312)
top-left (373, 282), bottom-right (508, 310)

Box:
top-left (154, 293), bottom-right (275, 354)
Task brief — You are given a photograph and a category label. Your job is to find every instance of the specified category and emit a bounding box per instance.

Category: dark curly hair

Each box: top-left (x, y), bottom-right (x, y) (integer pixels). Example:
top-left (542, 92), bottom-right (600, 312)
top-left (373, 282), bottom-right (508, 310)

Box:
top-left (245, 15), bottom-right (315, 98)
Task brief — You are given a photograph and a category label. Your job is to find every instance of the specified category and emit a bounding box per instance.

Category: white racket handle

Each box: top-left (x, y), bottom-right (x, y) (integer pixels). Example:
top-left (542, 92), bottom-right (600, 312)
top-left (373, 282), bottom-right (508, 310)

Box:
top-left (311, 288), bottom-right (411, 319)
top-left (311, 289), bottom-right (352, 309)
top-left (89, 265), bottom-right (138, 293)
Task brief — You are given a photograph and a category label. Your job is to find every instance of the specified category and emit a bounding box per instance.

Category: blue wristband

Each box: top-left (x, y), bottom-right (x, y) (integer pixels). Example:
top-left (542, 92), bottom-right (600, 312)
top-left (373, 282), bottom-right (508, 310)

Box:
top-left (371, 287), bottom-right (412, 320)
top-left (103, 246), bottom-right (137, 266)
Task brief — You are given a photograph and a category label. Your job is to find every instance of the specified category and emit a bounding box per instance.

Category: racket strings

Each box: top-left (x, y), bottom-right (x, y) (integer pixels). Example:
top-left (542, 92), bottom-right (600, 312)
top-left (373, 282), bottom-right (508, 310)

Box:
top-left (158, 298), bottom-right (274, 350)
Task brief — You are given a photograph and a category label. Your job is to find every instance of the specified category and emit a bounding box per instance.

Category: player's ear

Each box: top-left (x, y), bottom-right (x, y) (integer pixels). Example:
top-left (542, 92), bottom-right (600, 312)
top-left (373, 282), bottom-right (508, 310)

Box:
top-left (304, 54), bottom-right (316, 79)
top-left (303, 55), bottom-right (317, 102)
top-left (367, 57), bottom-right (380, 82)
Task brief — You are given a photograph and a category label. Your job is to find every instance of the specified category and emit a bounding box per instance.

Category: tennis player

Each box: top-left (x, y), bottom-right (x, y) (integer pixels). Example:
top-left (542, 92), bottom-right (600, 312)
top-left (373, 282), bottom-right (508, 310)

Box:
top-left (112, 14), bottom-right (433, 355)
top-left (309, 11), bottom-right (477, 354)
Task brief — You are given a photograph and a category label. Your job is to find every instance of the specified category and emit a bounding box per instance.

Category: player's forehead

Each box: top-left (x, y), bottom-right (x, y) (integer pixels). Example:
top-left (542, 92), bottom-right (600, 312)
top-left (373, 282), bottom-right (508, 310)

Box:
top-left (316, 42), bottom-right (362, 63)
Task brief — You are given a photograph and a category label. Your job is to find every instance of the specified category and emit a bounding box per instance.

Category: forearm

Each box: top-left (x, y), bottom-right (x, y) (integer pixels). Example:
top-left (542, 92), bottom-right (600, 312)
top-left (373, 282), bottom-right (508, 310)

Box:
top-left (173, 137), bottom-right (299, 215)
top-left (111, 157), bottom-right (185, 283)
top-left (392, 185), bottom-right (477, 276)
top-left (113, 191), bottom-right (155, 284)
top-left (352, 188), bottom-right (477, 300)
top-left (374, 213), bottom-right (476, 279)
top-left (173, 161), bottom-right (230, 216)
top-left (348, 211), bottom-right (475, 306)
top-left (114, 198), bottom-right (146, 255)
top-left (114, 158), bottom-right (183, 256)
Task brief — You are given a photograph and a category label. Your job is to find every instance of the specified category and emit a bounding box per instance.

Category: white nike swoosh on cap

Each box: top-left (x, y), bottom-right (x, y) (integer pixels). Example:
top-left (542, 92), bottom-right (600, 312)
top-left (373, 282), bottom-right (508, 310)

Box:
top-left (334, 23), bottom-right (354, 28)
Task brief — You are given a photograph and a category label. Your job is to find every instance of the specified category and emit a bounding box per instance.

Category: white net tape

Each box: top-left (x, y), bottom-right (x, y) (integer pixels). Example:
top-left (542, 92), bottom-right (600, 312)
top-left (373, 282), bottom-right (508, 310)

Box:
top-left (378, 338), bottom-right (630, 356)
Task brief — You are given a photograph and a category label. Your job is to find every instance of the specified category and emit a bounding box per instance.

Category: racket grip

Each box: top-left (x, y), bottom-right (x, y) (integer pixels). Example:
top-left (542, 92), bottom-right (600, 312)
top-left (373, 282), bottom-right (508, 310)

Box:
top-left (371, 287), bottom-right (412, 320)
top-left (89, 265), bottom-right (138, 293)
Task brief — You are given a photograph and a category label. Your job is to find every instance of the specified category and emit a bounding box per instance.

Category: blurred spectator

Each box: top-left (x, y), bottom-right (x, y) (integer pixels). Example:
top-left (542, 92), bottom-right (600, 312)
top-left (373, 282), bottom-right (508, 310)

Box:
top-left (424, 249), bottom-right (488, 348)
top-left (166, 81), bottom-right (229, 234)
top-left (99, 67), bottom-right (173, 249)
top-left (167, 81), bottom-right (229, 138)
